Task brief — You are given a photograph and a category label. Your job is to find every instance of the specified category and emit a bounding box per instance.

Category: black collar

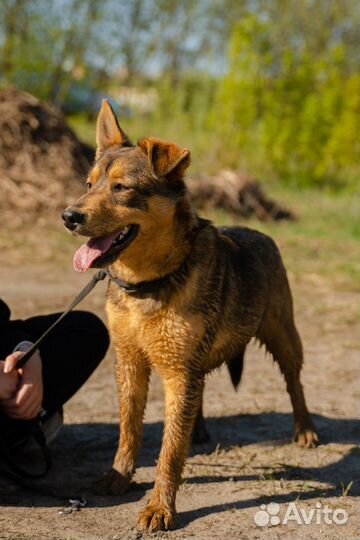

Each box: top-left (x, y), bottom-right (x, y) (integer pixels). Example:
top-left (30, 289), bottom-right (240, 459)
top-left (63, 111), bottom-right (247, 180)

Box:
top-left (105, 250), bottom-right (194, 297)
top-left (106, 266), bottom-right (184, 296)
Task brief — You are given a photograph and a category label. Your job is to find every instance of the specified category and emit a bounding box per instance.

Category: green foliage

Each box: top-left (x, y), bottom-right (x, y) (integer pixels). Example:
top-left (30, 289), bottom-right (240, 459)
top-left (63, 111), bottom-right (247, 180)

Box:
top-left (212, 9), bottom-right (360, 188)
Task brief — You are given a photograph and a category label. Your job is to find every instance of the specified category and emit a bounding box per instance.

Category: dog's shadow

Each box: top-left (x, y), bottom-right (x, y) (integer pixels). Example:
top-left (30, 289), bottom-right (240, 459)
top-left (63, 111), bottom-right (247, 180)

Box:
top-left (1, 412), bottom-right (359, 521)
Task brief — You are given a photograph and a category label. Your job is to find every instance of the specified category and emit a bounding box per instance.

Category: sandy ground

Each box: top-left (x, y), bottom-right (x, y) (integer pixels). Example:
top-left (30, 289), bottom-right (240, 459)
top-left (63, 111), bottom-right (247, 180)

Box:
top-left (0, 262), bottom-right (359, 540)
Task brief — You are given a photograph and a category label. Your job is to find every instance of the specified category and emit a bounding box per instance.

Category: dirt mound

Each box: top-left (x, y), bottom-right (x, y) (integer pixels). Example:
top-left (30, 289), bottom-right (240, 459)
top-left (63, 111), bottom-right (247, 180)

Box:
top-left (0, 88), bottom-right (95, 228)
top-left (189, 170), bottom-right (295, 221)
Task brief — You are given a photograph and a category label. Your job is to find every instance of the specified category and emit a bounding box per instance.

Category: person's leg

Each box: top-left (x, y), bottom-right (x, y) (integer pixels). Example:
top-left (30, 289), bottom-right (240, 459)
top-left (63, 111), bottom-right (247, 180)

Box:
top-left (22, 310), bottom-right (110, 415)
top-left (0, 311), bottom-right (109, 446)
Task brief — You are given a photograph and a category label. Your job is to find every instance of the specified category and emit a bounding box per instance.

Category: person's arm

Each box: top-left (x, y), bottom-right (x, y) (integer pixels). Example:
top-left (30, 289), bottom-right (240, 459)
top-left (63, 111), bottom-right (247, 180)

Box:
top-left (1, 345), bottom-right (43, 420)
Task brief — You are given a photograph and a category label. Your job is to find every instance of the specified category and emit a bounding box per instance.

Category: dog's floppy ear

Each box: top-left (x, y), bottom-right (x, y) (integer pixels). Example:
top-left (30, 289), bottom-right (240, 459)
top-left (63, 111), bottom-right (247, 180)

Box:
top-left (96, 99), bottom-right (132, 158)
top-left (138, 137), bottom-right (191, 180)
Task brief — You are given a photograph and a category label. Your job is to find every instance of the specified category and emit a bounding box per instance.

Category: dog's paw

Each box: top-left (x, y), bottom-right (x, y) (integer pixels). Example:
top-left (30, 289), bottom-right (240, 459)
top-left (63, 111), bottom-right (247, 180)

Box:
top-left (92, 468), bottom-right (131, 496)
top-left (137, 504), bottom-right (175, 532)
top-left (294, 427), bottom-right (319, 448)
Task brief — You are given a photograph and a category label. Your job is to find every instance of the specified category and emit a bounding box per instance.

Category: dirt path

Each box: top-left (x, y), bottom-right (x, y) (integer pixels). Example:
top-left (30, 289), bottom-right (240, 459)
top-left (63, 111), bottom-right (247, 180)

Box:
top-left (0, 264), bottom-right (359, 540)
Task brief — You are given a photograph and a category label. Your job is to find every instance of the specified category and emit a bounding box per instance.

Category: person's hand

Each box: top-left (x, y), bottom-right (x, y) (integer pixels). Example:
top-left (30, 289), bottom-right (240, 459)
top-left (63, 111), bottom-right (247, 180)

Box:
top-left (1, 349), bottom-right (43, 420)
top-left (0, 354), bottom-right (20, 400)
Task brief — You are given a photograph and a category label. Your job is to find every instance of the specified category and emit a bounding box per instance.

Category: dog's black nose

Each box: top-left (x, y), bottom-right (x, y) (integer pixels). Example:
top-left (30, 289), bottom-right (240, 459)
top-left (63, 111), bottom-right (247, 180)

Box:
top-left (62, 209), bottom-right (85, 230)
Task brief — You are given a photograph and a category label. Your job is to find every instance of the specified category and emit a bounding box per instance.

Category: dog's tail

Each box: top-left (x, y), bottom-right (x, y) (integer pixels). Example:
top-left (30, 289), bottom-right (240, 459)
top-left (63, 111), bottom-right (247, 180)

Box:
top-left (227, 347), bottom-right (245, 389)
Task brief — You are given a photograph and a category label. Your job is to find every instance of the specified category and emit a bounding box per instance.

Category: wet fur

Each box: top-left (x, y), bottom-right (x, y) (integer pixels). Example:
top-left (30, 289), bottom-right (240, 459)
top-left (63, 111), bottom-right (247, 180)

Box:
top-left (64, 100), bottom-right (318, 532)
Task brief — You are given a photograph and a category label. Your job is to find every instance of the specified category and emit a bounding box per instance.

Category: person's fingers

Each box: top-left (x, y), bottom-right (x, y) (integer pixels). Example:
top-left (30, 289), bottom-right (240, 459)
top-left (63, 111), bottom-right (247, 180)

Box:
top-left (18, 384), bottom-right (42, 416)
top-left (12, 383), bottom-right (34, 411)
top-left (3, 388), bottom-right (40, 419)
top-left (16, 394), bottom-right (40, 419)
top-left (14, 382), bottom-right (29, 405)
top-left (0, 377), bottom-right (19, 401)
top-left (2, 376), bottom-right (42, 419)
top-left (4, 351), bottom-right (23, 373)
top-left (1, 397), bottom-right (22, 418)
top-left (16, 383), bottom-right (41, 411)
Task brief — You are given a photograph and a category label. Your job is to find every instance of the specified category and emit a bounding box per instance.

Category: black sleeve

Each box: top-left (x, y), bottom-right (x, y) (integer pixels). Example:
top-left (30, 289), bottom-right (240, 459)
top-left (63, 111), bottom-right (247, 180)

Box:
top-left (0, 299), bottom-right (11, 330)
top-left (0, 300), bottom-right (35, 358)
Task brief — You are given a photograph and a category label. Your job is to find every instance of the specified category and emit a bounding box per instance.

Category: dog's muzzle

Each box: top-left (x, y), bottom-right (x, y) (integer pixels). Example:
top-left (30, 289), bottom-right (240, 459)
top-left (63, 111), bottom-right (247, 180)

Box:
top-left (62, 209), bottom-right (85, 231)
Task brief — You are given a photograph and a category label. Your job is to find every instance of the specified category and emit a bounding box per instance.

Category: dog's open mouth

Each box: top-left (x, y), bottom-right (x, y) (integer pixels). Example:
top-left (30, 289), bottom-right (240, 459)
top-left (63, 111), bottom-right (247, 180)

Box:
top-left (73, 224), bottom-right (139, 272)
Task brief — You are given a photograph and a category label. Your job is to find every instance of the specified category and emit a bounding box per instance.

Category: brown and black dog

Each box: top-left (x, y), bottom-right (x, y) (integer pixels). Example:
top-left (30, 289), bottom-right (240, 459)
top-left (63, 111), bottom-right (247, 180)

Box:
top-left (63, 100), bottom-right (318, 532)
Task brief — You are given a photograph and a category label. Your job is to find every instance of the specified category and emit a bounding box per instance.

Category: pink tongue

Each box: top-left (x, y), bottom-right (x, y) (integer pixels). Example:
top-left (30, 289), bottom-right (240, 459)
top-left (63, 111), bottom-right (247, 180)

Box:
top-left (73, 230), bottom-right (121, 272)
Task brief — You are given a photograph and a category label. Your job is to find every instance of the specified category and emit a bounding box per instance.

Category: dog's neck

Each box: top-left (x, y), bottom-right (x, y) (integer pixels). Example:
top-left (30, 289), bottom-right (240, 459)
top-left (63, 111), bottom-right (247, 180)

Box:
top-left (109, 196), bottom-right (199, 285)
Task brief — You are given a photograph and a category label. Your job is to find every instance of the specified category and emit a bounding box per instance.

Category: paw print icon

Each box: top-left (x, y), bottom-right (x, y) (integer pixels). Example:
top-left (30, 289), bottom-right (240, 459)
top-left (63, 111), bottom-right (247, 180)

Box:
top-left (254, 502), bottom-right (281, 527)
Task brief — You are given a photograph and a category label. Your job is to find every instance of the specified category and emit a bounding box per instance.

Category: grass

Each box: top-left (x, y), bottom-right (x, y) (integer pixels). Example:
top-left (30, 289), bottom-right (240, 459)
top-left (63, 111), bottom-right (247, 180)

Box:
top-left (341, 481), bottom-right (354, 497)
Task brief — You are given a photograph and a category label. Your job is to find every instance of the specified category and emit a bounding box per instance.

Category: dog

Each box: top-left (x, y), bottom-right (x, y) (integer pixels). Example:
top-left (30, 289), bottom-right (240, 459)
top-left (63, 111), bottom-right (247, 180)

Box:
top-left (62, 100), bottom-right (319, 532)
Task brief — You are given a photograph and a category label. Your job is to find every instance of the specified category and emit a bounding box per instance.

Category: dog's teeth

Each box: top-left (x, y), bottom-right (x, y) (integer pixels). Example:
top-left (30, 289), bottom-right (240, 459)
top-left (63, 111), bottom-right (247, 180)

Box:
top-left (113, 225), bottom-right (130, 245)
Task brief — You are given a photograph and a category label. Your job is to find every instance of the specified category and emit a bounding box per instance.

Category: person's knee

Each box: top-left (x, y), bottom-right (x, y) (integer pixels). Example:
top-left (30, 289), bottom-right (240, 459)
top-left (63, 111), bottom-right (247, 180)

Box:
top-left (84, 312), bottom-right (110, 356)
top-left (67, 311), bottom-right (110, 358)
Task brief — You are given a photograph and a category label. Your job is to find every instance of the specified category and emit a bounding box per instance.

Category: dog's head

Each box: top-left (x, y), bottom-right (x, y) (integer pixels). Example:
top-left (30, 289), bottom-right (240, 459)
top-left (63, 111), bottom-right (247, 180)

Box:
top-left (63, 100), bottom-right (194, 274)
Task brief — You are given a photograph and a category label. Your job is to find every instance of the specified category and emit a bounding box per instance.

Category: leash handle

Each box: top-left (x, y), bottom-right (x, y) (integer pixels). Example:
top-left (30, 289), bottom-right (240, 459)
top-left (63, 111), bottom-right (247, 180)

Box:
top-left (16, 270), bottom-right (107, 368)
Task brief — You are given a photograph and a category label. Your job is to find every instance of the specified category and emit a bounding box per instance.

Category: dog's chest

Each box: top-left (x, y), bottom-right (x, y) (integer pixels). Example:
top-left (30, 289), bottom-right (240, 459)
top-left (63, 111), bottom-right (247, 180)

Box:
top-left (108, 297), bottom-right (205, 373)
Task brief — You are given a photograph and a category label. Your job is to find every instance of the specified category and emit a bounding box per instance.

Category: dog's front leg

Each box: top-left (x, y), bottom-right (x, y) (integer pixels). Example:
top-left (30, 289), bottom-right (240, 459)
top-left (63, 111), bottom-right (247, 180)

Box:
top-left (137, 372), bottom-right (203, 531)
top-left (95, 346), bottom-right (150, 495)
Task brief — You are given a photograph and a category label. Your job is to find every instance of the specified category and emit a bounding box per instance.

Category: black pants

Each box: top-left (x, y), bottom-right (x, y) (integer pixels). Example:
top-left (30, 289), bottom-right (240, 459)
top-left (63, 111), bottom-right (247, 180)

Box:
top-left (0, 311), bottom-right (109, 446)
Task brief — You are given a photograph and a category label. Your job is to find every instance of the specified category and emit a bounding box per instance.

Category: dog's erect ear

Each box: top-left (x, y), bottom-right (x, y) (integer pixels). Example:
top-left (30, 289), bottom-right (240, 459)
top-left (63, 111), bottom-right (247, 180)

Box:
top-left (138, 137), bottom-right (191, 180)
top-left (96, 99), bottom-right (132, 158)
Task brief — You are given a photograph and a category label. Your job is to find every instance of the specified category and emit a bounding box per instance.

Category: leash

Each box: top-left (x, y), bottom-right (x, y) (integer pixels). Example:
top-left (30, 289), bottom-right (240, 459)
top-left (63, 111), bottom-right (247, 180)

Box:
top-left (17, 270), bottom-right (107, 369)
top-left (16, 265), bottom-right (177, 369)
top-left (16, 262), bottom-right (186, 370)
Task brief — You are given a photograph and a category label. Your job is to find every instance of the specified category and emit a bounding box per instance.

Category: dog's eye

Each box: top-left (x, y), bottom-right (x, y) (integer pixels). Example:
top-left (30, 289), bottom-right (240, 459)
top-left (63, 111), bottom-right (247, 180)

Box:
top-left (112, 183), bottom-right (127, 193)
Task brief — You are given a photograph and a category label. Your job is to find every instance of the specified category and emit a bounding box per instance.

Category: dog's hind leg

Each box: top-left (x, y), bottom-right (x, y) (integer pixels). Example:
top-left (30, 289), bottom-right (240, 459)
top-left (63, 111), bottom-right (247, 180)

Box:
top-left (227, 347), bottom-right (245, 389)
top-left (192, 381), bottom-right (210, 444)
top-left (191, 348), bottom-right (245, 444)
top-left (257, 298), bottom-right (318, 448)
